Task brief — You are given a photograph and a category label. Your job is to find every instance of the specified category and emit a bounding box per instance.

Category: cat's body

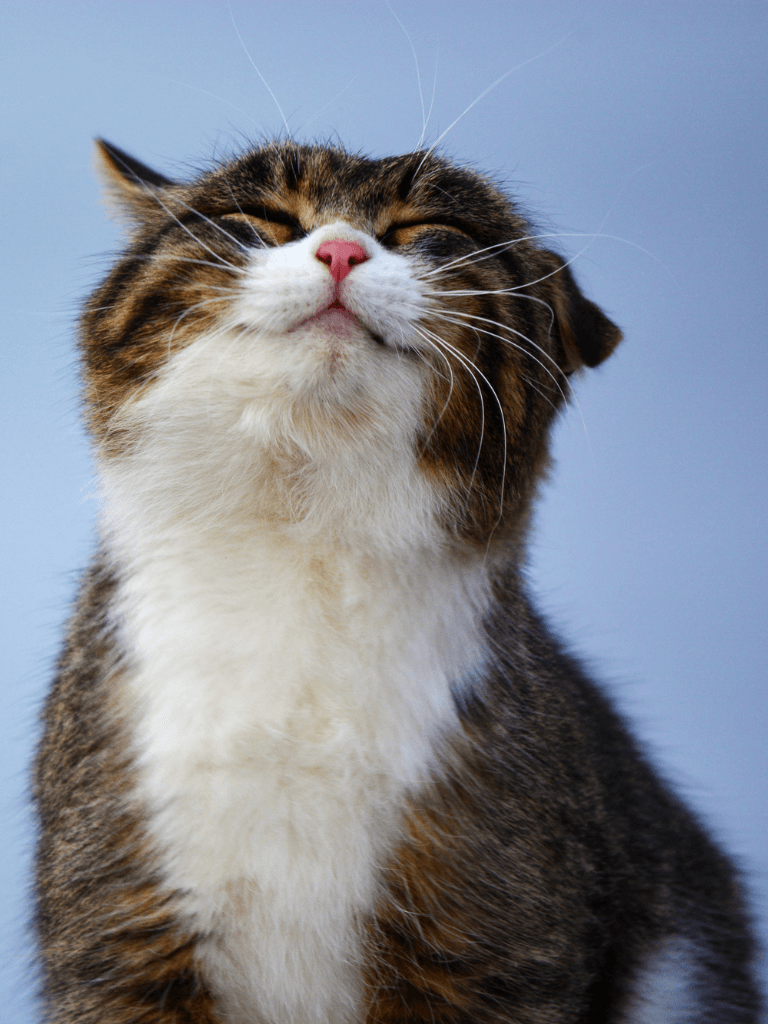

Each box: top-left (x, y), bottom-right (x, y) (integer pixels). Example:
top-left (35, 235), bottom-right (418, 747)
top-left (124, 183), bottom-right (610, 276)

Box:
top-left (34, 140), bottom-right (761, 1023)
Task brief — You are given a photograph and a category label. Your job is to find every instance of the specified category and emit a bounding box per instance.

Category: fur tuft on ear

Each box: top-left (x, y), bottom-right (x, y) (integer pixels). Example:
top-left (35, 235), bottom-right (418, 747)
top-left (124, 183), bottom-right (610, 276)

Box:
top-left (541, 251), bottom-right (622, 372)
top-left (94, 139), bottom-right (175, 227)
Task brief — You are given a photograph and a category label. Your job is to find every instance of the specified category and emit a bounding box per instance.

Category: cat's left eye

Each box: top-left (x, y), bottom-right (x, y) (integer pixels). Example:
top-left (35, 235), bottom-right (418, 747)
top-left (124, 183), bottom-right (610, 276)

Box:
top-left (379, 220), bottom-right (473, 248)
top-left (220, 211), bottom-right (301, 247)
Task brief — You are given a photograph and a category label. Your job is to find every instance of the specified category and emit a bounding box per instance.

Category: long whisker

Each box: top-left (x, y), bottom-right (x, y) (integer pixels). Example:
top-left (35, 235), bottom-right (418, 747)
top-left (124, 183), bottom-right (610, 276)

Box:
top-left (144, 75), bottom-right (263, 131)
top-left (406, 331), bottom-right (457, 446)
top-left (418, 324), bottom-right (509, 531)
top-left (414, 30), bottom-right (574, 175)
top-left (429, 306), bottom-right (593, 437)
top-left (227, 1), bottom-right (290, 137)
top-left (414, 325), bottom-right (486, 495)
top-left (432, 242), bottom-right (589, 297)
top-left (107, 153), bottom-right (277, 282)
top-left (430, 306), bottom-right (564, 377)
top-left (425, 310), bottom-right (563, 413)
top-left (418, 299), bottom-right (567, 393)
top-left (94, 297), bottom-right (231, 409)
top-left (421, 237), bottom-right (534, 277)
top-left (130, 254), bottom-right (248, 275)
top-left (173, 206), bottom-right (263, 260)
top-left (300, 73), bottom-right (362, 132)
top-left (105, 152), bottom-right (250, 273)
top-left (387, 4), bottom-right (427, 150)
top-left (424, 42), bottom-right (439, 142)
top-left (164, 297), bottom-right (233, 364)
top-left (220, 180), bottom-right (274, 251)
top-left (421, 286), bottom-right (564, 359)
top-left (424, 227), bottom-right (667, 292)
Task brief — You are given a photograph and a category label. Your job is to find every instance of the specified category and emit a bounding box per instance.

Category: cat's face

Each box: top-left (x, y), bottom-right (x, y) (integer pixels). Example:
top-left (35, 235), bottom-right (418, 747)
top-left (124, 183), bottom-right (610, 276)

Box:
top-left (86, 141), bottom-right (620, 548)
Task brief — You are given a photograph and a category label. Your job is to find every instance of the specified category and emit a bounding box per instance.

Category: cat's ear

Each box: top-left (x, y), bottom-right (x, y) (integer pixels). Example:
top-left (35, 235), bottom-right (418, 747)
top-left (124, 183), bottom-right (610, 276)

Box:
top-left (541, 251), bottom-right (622, 372)
top-left (94, 139), bottom-right (175, 228)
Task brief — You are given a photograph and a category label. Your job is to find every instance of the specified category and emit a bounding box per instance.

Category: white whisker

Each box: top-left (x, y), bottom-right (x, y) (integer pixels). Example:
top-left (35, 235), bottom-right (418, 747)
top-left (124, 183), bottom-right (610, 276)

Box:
top-left (416, 324), bottom-right (508, 533)
top-left (431, 307), bottom-right (563, 377)
top-left (414, 30), bottom-right (575, 175)
top-left (227, 1), bottom-right (290, 137)
top-left (428, 310), bottom-right (562, 411)
top-left (406, 330), bottom-right (456, 446)
top-left (425, 42), bottom-right (439, 142)
top-left (415, 325), bottom-right (486, 494)
top-left (163, 297), bottom-right (235, 364)
top-left (387, 5), bottom-right (427, 150)
top-left (103, 149), bottom-right (248, 272)
top-left (421, 237), bottom-right (532, 277)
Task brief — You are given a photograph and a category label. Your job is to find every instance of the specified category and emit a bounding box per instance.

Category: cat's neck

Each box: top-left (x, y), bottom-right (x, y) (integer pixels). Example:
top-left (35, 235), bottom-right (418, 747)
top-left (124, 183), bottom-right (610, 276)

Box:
top-left (100, 446), bottom-right (496, 765)
top-left (98, 444), bottom-right (495, 1024)
top-left (95, 318), bottom-right (444, 554)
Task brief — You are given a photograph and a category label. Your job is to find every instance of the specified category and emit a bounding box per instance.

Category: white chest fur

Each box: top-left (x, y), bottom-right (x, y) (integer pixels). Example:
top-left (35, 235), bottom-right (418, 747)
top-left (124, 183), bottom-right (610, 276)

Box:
top-left (96, 223), bottom-right (492, 1023)
top-left (109, 524), bottom-right (490, 1024)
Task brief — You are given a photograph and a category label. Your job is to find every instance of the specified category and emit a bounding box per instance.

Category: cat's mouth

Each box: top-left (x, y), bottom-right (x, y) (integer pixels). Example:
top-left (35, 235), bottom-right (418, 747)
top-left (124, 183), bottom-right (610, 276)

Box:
top-left (290, 297), bottom-right (386, 349)
top-left (296, 298), bottom-right (362, 335)
top-left (320, 297), bottom-right (359, 320)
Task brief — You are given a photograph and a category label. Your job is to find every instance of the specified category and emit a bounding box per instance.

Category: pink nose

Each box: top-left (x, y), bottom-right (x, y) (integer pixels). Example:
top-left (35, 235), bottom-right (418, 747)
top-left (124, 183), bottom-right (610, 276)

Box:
top-left (315, 239), bottom-right (369, 283)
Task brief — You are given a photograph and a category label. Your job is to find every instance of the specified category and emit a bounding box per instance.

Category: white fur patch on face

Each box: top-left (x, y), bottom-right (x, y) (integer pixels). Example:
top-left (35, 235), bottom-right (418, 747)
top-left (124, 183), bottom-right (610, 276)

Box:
top-left (103, 219), bottom-right (442, 550)
top-left (97, 220), bottom-right (494, 1024)
top-left (234, 220), bottom-right (430, 353)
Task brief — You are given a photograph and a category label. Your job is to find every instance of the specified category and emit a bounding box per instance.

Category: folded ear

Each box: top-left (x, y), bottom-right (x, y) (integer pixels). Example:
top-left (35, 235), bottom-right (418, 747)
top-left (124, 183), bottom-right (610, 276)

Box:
top-left (94, 139), bottom-right (175, 227)
top-left (540, 250), bottom-right (622, 372)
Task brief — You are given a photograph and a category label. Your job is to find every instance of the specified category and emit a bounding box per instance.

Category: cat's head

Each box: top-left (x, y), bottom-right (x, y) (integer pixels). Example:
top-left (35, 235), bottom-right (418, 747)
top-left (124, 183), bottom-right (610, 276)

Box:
top-left (86, 139), bottom-right (620, 552)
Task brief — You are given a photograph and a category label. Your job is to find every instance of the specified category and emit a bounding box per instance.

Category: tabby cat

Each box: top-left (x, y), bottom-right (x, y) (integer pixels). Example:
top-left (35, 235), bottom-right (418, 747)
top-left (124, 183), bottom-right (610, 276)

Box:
top-left (34, 139), bottom-right (761, 1024)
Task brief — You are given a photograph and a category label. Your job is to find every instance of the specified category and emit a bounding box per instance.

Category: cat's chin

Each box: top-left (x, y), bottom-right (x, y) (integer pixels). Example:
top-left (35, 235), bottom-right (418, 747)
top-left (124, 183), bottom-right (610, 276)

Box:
top-left (290, 305), bottom-right (378, 365)
top-left (304, 304), bottom-right (360, 333)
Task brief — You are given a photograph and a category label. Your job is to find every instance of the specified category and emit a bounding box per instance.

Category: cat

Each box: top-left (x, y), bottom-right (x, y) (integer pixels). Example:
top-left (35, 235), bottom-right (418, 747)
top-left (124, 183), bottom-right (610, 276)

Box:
top-left (33, 138), bottom-right (762, 1024)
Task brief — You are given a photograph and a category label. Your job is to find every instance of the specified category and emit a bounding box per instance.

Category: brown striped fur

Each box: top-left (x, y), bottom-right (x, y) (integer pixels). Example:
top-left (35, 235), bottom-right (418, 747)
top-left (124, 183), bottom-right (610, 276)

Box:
top-left (34, 139), bottom-right (761, 1023)
top-left (365, 579), bottom-right (759, 1021)
top-left (35, 563), bottom-right (218, 1022)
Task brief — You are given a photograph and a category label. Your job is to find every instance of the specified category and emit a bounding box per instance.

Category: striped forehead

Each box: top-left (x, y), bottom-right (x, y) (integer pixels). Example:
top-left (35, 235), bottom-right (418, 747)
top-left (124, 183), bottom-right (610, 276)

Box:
top-left (186, 144), bottom-right (513, 236)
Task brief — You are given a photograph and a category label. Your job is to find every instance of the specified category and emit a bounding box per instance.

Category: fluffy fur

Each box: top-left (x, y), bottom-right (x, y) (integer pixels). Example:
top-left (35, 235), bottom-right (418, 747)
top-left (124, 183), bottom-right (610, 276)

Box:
top-left (34, 139), bottom-right (762, 1023)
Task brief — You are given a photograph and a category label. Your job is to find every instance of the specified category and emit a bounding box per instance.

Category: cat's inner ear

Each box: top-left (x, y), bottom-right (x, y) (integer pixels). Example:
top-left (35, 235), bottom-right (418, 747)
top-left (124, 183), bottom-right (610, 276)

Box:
top-left (94, 139), bottom-right (175, 228)
top-left (541, 251), bottom-right (623, 373)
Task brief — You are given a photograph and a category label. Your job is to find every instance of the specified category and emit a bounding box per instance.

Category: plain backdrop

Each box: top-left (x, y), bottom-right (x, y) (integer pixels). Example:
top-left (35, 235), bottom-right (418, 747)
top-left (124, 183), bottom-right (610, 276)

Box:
top-left (2, 2), bottom-right (766, 1018)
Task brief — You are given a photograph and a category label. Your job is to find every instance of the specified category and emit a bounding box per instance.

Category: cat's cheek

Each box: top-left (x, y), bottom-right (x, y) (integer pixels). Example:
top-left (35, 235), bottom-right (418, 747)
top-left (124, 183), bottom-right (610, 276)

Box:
top-left (340, 258), bottom-right (431, 350)
top-left (235, 249), bottom-right (332, 335)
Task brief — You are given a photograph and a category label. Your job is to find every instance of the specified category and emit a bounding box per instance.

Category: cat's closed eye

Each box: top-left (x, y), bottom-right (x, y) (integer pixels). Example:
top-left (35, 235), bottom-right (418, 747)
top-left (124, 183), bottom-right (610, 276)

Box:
top-left (221, 210), bottom-right (302, 246)
top-left (34, 137), bottom-right (761, 1024)
top-left (379, 220), bottom-right (475, 248)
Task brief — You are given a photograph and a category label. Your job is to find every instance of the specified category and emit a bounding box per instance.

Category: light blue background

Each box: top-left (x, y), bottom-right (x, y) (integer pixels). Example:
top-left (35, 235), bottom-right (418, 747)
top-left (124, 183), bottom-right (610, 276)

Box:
top-left (2, 2), bottom-right (766, 1018)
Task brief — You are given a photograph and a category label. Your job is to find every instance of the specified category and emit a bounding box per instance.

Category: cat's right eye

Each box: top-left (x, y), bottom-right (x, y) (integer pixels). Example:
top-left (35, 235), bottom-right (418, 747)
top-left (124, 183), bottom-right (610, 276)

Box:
top-left (379, 219), bottom-right (475, 248)
top-left (220, 210), bottom-right (301, 247)
top-left (221, 213), bottom-right (293, 246)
